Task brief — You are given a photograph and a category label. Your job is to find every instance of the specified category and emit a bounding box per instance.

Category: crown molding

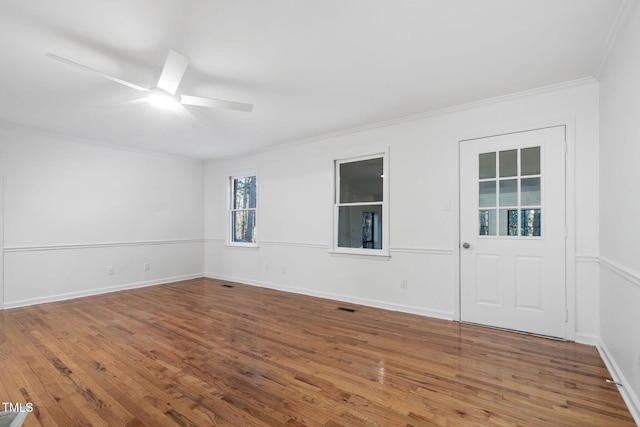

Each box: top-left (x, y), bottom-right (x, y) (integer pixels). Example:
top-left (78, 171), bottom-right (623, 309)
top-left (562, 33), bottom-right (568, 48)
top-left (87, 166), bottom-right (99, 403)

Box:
top-left (595, 0), bottom-right (638, 78)
top-left (237, 77), bottom-right (597, 161)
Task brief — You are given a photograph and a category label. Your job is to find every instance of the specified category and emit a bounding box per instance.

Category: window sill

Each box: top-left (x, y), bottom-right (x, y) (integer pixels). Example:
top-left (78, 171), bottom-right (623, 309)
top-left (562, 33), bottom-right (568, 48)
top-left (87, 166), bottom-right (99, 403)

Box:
top-left (329, 249), bottom-right (391, 260)
top-left (226, 243), bottom-right (259, 249)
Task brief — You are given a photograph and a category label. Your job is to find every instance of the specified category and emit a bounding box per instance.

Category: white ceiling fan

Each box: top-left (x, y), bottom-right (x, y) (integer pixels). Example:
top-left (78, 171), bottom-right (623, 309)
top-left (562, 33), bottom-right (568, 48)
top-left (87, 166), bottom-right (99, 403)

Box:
top-left (46, 50), bottom-right (253, 126)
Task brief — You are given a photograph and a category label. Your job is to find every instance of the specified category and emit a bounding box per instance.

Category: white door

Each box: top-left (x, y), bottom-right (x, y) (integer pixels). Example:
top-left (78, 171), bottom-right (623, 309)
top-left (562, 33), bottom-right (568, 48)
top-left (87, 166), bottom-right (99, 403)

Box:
top-left (460, 126), bottom-right (566, 339)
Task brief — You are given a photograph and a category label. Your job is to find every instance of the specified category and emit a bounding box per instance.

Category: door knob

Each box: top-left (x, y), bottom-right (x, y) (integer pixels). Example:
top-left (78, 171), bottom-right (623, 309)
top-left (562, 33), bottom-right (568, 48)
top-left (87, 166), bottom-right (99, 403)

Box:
top-left (462, 242), bottom-right (470, 249)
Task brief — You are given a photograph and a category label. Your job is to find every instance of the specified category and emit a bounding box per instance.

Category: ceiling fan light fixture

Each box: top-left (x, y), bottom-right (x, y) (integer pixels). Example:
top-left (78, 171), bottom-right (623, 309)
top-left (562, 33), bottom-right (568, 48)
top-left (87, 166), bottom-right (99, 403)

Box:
top-left (147, 88), bottom-right (179, 110)
top-left (45, 49), bottom-right (253, 122)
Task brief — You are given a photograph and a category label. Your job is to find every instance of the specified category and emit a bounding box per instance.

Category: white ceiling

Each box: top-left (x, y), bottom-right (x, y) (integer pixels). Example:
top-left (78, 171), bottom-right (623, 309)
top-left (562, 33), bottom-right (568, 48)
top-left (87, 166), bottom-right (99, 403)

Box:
top-left (0, 1), bottom-right (625, 159)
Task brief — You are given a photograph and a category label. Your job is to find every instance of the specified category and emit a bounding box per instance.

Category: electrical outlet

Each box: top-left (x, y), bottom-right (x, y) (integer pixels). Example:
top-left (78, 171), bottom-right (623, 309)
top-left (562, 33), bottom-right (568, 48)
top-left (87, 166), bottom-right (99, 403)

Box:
top-left (401, 279), bottom-right (408, 289)
top-left (144, 263), bottom-right (150, 271)
top-left (107, 266), bottom-right (114, 275)
top-left (282, 267), bottom-right (286, 274)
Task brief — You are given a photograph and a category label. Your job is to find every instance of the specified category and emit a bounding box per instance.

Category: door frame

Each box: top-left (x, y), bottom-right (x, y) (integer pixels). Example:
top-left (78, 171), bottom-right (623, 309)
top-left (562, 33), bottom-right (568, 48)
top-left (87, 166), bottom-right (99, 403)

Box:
top-left (453, 118), bottom-right (576, 341)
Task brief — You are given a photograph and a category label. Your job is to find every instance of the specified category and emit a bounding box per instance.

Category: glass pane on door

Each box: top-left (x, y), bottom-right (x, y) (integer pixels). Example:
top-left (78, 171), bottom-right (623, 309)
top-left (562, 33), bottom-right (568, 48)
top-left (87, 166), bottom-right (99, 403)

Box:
top-left (521, 209), bottom-right (541, 236)
top-left (479, 182), bottom-right (496, 207)
top-left (499, 180), bottom-right (517, 206)
top-left (521, 147), bottom-right (541, 175)
top-left (479, 152), bottom-right (496, 179)
top-left (479, 210), bottom-right (496, 236)
top-left (499, 150), bottom-right (517, 177)
top-left (499, 209), bottom-right (519, 236)
top-left (521, 178), bottom-right (541, 205)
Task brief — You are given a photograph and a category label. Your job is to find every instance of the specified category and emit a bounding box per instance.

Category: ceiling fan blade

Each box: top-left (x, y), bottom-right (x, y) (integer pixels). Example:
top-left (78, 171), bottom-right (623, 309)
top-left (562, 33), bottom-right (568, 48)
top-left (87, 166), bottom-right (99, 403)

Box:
top-left (173, 104), bottom-right (201, 127)
top-left (156, 50), bottom-right (189, 95)
top-left (46, 53), bottom-right (149, 92)
top-left (180, 94), bottom-right (253, 112)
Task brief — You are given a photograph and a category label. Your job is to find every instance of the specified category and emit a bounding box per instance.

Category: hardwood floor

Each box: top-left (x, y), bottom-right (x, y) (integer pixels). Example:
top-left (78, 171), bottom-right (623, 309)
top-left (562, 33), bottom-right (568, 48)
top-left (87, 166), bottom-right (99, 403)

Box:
top-left (0, 278), bottom-right (634, 426)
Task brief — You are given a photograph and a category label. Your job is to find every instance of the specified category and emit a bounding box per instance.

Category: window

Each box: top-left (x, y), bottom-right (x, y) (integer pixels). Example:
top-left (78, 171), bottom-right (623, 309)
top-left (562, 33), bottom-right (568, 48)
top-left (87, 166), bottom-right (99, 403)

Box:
top-left (229, 174), bottom-right (257, 246)
top-left (478, 146), bottom-right (541, 237)
top-left (334, 152), bottom-right (389, 255)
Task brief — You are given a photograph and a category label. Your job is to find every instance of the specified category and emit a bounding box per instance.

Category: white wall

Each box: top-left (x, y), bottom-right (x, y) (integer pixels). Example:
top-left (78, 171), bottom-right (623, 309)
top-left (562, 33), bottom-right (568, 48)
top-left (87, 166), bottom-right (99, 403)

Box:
top-left (205, 80), bottom-right (600, 337)
top-left (0, 157), bottom-right (3, 308)
top-left (0, 127), bottom-right (205, 307)
top-left (598, 0), bottom-right (640, 420)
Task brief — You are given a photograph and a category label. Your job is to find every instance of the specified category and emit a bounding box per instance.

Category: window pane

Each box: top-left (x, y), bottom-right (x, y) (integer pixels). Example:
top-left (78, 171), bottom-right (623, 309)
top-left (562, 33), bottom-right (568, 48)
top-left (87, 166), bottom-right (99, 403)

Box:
top-left (499, 179), bottom-right (517, 206)
top-left (521, 178), bottom-right (541, 205)
top-left (521, 147), bottom-right (540, 176)
top-left (479, 152), bottom-right (496, 179)
top-left (499, 209), bottom-right (519, 236)
top-left (338, 205), bottom-right (382, 249)
top-left (232, 210), bottom-right (256, 243)
top-left (479, 209), bottom-right (496, 236)
top-left (479, 181), bottom-right (496, 207)
top-left (499, 149), bottom-right (517, 177)
top-left (339, 158), bottom-right (383, 203)
top-left (521, 209), bottom-right (541, 236)
top-left (234, 176), bottom-right (256, 209)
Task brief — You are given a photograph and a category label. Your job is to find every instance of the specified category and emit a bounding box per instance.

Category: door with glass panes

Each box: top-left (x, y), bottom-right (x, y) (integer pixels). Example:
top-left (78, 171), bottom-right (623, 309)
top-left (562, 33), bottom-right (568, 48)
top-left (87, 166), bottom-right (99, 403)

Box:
top-left (459, 126), bottom-right (566, 338)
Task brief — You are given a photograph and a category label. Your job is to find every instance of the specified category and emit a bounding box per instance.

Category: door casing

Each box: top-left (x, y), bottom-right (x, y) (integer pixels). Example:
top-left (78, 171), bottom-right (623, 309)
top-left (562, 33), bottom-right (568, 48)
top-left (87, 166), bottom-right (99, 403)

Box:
top-left (454, 119), bottom-right (577, 341)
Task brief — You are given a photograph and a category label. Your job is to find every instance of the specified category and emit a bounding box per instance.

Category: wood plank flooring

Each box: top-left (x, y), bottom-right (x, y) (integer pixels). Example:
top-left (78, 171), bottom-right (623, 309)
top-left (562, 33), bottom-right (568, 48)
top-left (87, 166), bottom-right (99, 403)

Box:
top-left (0, 278), bottom-right (634, 426)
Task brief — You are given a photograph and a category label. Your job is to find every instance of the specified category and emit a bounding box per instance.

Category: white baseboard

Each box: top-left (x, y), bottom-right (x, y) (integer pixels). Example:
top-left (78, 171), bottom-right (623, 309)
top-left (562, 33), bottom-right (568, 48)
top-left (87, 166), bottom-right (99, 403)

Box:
top-left (597, 339), bottom-right (640, 425)
top-left (575, 332), bottom-right (599, 346)
top-left (204, 273), bottom-right (455, 321)
top-left (3, 273), bottom-right (204, 309)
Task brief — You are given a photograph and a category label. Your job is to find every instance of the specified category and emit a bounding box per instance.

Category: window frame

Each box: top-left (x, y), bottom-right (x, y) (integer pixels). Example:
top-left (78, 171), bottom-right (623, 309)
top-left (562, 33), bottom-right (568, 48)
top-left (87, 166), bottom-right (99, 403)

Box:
top-left (228, 172), bottom-right (259, 247)
top-left (332, 149), bottom-right (390, 257)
